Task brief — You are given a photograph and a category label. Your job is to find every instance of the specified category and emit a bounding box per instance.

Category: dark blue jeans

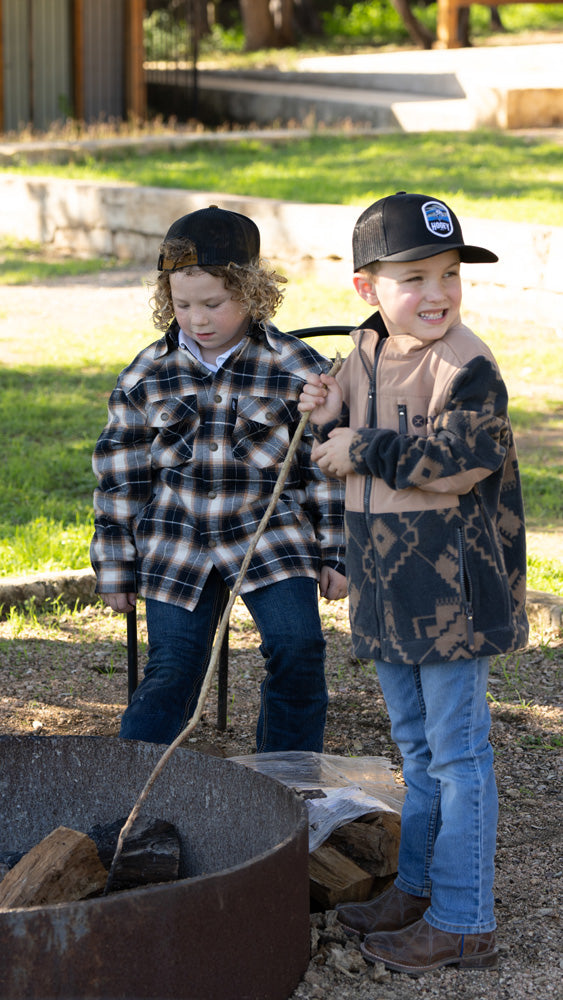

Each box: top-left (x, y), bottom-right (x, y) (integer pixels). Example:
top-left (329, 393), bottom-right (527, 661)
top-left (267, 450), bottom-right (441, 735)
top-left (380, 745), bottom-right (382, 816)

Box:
top-left (119, 569), bottom-right (328, 752)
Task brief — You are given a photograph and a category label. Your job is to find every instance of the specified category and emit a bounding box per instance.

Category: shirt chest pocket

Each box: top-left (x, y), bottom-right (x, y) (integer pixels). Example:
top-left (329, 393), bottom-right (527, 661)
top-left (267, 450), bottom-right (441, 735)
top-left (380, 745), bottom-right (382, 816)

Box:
top-left (232, 395), bottom-right (294, 468)
top-left (146, 395), bottom-right (200, 467)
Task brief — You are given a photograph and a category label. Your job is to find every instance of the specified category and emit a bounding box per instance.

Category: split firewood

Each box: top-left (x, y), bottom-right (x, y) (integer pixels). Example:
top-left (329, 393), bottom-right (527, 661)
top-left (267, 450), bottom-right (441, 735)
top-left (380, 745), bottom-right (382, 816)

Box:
top-left (307, 810), bottom-right (401, 907)
top-left (0, 815), bottom-right (182, 909)
top-left (329, 811), bottom-right (401, 878)
top-left (0, 826), bottom-right (108, 909)
top-left (309, 843), bottom-right (373, 909)
top-left (0, 851), bottom-right (24, 884)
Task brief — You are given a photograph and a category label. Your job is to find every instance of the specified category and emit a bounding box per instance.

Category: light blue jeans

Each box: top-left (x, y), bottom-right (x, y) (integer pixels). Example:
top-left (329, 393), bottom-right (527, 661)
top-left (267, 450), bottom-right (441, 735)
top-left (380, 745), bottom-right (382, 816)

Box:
top-left (120, 569), bottom-right (328, 752)
top-left (376, 657), bottom-right (497, 934)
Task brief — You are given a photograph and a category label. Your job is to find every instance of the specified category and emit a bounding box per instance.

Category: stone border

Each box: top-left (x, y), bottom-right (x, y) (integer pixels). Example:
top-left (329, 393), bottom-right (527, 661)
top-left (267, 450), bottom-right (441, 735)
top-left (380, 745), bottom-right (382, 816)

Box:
top-left (0, 570), bottom-right (560, 633)
top-left (0, 569), bottom-right (97, 616)
top-left (0, 173), bottom-right (561, 330)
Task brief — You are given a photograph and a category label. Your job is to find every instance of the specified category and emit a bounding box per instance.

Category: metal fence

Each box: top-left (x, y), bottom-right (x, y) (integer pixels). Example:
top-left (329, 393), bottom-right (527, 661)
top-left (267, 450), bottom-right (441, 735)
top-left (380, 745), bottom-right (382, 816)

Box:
top-left (144, 0), bottom-right (199, 122)
top-left (2, 0), bottom-right (73, 132)
top-left (0, 0), bottom-right (198, 134)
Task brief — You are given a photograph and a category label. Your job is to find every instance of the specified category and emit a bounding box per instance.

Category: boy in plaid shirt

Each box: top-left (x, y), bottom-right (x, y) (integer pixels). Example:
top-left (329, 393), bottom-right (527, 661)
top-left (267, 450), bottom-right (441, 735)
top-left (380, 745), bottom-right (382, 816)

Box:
top-left (91, 206), bottom-right (346, 751)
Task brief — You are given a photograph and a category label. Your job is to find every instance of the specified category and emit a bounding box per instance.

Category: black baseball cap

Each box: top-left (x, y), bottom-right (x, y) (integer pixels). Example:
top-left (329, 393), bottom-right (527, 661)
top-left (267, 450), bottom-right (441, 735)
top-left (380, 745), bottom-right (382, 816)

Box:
top-left (353, 191), bottom-right (498, 269)
top-left (158, 205), bottom-right (260, 271)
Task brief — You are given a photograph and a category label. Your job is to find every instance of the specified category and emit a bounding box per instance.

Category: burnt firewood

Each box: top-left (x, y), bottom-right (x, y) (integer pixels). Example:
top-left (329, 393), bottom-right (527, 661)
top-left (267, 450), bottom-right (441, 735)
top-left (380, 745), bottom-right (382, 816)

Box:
top-left (88, 815), bottom-right (181, 890)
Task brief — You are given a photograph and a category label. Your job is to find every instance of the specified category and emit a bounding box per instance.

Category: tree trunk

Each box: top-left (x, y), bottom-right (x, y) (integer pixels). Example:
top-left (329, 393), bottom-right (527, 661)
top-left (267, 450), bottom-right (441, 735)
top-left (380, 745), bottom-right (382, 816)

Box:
top-left (239, 0), bottom-right (295, 49)
top-left (270, 0), bottom-right (296, 45)
top-left (240, 0), bottom-right (276, 49)
top-left (192, 0), bottom-right (212, 38)
top-left (294, 0), bottom-right (322, 35)
top-left (391, 0), bottom-right (434, 49)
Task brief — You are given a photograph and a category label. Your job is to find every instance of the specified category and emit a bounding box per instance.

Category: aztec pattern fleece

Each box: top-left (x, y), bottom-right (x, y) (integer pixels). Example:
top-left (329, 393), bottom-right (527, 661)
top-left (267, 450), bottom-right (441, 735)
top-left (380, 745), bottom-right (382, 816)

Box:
top-left (318, 311), bottom-right (528, 666)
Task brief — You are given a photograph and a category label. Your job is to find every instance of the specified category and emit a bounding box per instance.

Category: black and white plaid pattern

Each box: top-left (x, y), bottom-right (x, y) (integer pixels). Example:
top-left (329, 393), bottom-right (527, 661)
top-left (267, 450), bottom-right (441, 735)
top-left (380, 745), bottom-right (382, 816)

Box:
top-left (91, 322), bottom-right (345, 608)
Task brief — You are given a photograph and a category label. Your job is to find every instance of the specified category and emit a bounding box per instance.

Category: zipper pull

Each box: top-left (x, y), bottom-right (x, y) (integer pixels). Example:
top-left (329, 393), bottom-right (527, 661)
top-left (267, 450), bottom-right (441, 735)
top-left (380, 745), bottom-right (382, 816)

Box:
top-left (398, 404), bottom-right (408, 434)
top-left (464, 603), bottom-right (475, 646)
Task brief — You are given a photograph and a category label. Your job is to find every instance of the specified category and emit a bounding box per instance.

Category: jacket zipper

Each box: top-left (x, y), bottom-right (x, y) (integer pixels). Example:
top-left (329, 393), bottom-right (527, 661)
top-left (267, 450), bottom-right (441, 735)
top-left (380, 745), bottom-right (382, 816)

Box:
top-left (361, 337), bottom-right (386, 641)
top-left (457, 526), bottom-right (475, 646)
top-left (363, 338), bottom-right (385, 510)
top-left (398, 404), bottom-right (408, 434)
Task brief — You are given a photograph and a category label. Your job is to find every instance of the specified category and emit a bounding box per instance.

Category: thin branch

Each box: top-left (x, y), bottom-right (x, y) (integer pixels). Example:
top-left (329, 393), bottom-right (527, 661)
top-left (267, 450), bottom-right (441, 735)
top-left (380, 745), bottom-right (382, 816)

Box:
top-left (104, 353), bottom-right (342, 893)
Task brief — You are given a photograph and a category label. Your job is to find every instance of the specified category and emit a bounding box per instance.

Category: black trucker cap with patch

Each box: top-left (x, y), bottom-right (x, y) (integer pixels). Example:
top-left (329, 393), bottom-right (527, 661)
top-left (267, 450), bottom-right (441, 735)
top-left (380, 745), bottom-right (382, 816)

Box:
top-left (352, 191), bottom-right (498, 270)
top-left (158, 205), bottom-right (260, 271)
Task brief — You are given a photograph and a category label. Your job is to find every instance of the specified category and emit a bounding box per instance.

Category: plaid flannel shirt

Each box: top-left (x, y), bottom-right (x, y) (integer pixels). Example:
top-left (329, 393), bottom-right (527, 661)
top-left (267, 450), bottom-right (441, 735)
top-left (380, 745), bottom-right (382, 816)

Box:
top-left (91, 321), bottom-right (345, 610)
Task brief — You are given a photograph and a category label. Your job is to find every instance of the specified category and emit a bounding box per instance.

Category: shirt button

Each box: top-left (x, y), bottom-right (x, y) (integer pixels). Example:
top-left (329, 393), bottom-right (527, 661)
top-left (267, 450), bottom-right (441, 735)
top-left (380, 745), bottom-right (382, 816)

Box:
top-left (209, 442), bottom-right (218, 451)
top-left (208, 538), bottom-right (217, 548)
top-left (265, 411), bottom-right (274, 421)
top-left (214, 394), bottom-right (222, 403)
top-left (160, 412), bottom-right (169, 421)
top-left (208, 491), bottom-right (217, 499)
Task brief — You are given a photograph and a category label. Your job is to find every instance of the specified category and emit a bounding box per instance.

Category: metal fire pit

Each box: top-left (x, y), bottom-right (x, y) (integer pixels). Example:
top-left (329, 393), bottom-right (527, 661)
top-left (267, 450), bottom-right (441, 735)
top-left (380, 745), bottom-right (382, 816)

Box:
top-left (0, 736), bottom-right (310, 1000)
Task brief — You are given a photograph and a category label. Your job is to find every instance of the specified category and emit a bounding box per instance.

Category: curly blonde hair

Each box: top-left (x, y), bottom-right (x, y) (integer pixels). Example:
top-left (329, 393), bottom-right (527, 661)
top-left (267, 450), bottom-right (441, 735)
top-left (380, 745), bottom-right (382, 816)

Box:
top-left (149, 237), bottom-right (287, 333)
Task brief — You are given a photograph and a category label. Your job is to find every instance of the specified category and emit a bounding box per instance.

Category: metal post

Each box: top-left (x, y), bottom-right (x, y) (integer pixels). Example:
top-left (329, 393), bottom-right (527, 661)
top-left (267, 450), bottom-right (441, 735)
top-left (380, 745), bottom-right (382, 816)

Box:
top-left (127, 607), bottom-right (138, 704)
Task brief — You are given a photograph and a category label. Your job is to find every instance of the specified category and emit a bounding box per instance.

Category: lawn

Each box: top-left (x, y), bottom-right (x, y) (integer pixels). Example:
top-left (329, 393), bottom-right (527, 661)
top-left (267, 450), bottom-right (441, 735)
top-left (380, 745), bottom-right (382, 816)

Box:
top-left (0, 240), bottom-right (561, 595)
top-left (3, 131), bottom-right (563, 227)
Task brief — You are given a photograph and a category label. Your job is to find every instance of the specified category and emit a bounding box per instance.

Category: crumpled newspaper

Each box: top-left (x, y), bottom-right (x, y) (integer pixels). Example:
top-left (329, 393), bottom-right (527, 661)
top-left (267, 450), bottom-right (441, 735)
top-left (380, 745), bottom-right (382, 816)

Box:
top-left (229, 750), bottom-right (405, 852)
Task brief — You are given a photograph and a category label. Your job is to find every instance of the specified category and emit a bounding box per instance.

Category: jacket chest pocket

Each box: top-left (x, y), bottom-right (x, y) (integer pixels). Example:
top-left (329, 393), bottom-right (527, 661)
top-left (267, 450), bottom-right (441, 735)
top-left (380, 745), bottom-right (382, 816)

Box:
top-left (146, 395), bottom-right (200, 466)
top-left (395, 402), bottom-right (431, 436)
top-left (232, 395), bottom-right (294, 468)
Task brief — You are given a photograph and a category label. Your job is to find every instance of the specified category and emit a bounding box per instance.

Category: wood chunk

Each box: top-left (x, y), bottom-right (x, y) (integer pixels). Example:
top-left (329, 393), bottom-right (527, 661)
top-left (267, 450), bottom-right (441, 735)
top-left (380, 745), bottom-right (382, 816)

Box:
top-left (0, 826), bottom-right (108, 909)
top-left (87, 815), bottom-right (181, 890)
top-left (309, 843), bottom-right (373, 908)
top-left (329, 811), bottom-right (401, 877)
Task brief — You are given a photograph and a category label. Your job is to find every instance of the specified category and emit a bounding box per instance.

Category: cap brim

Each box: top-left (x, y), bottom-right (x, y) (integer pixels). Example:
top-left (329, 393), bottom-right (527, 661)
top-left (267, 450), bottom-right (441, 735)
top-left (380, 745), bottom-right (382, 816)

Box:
top-left (380, 243), bottom-right (498, 264)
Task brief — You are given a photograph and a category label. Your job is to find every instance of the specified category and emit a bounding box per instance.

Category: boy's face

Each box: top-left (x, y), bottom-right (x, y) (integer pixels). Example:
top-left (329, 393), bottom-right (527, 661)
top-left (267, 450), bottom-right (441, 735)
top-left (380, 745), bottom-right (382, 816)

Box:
top-left (169, 269), bottom-right (250, 363)
top-left (353, 250), bottom-right (462, 341)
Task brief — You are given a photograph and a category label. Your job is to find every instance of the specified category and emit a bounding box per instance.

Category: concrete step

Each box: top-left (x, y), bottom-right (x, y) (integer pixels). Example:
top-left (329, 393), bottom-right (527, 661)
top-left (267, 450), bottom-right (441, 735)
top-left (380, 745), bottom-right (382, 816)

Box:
top-left (149, 42), bottom-right (563, 132)
top-left (151, 69), bottom-right (475, 132)
top-left (207, 66), bottom-right (466, 99)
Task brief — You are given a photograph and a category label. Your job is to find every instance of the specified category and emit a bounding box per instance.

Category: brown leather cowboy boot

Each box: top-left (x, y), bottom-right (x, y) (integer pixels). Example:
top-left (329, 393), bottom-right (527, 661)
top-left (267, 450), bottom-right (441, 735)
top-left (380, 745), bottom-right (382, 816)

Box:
top-left (335, 883), bottom-right (430, 937)
top-left (361, 917), bottom-right (498, 975)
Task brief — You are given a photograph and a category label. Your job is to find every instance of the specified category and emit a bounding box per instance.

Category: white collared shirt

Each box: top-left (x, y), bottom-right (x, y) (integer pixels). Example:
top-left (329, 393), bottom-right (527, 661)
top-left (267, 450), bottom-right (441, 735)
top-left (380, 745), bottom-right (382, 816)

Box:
top-left (178, 328), bottom-right (245, 372)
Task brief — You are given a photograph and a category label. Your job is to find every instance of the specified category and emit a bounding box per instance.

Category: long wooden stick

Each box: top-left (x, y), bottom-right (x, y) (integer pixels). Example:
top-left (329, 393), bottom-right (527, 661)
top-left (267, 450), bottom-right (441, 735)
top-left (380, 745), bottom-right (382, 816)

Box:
top-left (104, 354), bottom-right (342, 893)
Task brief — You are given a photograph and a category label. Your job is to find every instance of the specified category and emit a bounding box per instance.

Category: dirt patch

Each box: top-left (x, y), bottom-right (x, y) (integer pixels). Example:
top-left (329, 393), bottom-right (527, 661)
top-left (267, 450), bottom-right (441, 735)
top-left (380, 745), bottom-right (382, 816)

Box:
top-left (0, 597), bottom-right (561, 1000)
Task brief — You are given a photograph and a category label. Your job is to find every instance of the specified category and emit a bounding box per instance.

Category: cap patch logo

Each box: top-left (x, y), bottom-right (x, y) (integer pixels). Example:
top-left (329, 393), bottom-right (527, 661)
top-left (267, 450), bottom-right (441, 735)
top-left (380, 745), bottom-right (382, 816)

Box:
top-left (421, 201), bottom-right (454, 239)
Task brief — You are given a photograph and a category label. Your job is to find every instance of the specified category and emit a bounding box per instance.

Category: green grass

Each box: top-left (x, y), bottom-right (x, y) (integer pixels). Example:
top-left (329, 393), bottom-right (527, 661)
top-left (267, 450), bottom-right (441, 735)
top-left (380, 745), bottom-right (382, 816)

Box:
top-left (317, 1), bottom-right (563, 44)
top-left (3, 131), bottom-right (563, 227)
top-left (181, 3), bottom-right (563, 60)
top-left (0, 238), bottom-right (121, 284)
top-left (526, 555), bottom-right (563, 596)
top-left (1, 240), bottom-right (561, 596)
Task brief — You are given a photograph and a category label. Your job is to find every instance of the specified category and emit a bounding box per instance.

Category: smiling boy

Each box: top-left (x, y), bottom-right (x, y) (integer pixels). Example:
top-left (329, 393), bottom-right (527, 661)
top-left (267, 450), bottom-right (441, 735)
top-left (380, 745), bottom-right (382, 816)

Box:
top-left (299, 192), bottom-right (528, 975)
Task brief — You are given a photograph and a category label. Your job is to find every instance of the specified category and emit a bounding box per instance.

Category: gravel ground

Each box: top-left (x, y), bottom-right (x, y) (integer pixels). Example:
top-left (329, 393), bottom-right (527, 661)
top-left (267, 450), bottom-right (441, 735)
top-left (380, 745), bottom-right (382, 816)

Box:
top-left (0, 597), bottom-right (561, 1000)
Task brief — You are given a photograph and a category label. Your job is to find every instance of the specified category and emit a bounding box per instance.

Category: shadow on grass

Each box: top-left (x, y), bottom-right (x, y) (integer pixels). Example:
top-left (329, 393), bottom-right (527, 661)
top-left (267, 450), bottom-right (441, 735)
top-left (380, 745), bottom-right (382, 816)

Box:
top-left (0, 364), bottom-right (116, 526)
top-left (510, 404), bottom-right (563, 529)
